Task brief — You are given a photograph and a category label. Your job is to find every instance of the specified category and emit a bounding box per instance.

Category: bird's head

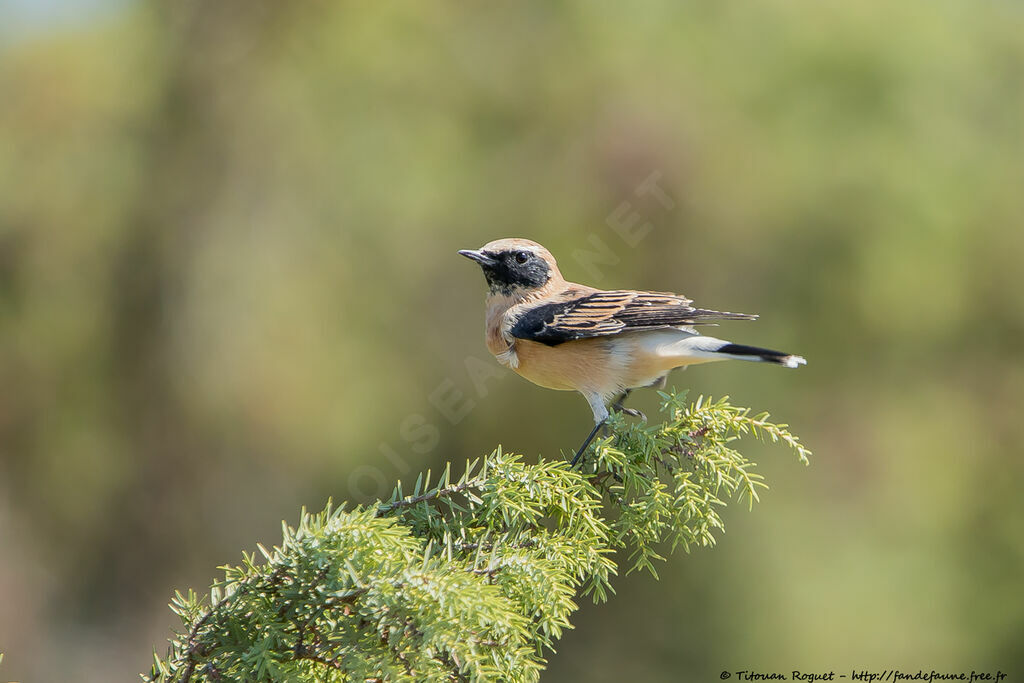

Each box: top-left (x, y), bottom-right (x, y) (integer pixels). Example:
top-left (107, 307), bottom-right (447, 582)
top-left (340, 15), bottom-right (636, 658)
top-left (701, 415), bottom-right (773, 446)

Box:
top-left (458, 238), bottom-right (561, 296)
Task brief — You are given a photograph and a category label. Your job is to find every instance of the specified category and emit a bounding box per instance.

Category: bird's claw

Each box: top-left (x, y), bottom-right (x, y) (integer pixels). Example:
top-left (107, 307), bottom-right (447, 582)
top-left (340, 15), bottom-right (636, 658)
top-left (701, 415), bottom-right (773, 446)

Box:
top-left (614, 405), bottom-right (646, 422)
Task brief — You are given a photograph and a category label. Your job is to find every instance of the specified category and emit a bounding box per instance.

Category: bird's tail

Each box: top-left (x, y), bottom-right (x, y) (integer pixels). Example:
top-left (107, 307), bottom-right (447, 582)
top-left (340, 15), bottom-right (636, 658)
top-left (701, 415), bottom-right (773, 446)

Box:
top-left (713, 342), bottom-right (807, 368)
top-left (669, 335), bottom-right (807, 368)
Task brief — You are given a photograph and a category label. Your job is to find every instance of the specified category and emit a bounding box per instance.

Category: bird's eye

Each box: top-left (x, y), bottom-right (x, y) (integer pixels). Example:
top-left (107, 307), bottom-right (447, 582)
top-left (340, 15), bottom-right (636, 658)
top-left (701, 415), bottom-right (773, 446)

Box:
top-left (514, 251), bottom-right (530, 264)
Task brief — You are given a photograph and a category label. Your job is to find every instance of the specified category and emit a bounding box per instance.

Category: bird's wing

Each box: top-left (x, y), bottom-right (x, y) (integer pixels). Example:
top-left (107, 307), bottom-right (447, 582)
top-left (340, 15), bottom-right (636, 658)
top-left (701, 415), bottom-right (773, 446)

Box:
top-left (509, 289), bottom-right (757, 346)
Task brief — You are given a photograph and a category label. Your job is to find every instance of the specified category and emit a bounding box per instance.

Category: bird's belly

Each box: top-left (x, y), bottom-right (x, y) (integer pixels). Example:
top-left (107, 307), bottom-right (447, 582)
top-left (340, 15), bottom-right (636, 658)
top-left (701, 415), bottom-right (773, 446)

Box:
top-left (511, 338), bottom-right (615, 393)
top-left (616, 355), bottom-right (677, 390)
top-left (502, 329), bottom-right (716, 398)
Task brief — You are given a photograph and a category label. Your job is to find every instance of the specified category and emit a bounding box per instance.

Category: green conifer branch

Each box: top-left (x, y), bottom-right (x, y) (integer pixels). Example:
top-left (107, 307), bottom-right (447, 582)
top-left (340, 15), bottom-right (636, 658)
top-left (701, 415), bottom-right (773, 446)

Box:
top-left (144, 390), bottom-right (810, 682)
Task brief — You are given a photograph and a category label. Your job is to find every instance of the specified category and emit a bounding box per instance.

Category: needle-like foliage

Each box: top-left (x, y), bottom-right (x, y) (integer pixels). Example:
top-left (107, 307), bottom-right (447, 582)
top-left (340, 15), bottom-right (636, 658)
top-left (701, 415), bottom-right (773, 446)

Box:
top-left (145, 390), bottom-right (809, 682)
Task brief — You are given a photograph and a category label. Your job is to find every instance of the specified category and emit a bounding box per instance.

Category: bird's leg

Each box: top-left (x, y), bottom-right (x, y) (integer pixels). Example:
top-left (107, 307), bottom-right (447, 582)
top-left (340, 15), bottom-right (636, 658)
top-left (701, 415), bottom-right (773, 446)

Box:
top-left (612, 389), bottom-right (646, 421)
top-left (570, 420), bottom-right (606, 468)
top-left (572, 393), bottom-right (613, 468)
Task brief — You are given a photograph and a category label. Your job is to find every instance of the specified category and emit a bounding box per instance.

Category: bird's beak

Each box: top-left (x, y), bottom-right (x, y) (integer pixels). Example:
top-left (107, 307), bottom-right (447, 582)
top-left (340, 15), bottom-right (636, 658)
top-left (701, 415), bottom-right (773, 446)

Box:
top-left (458, 249), bottom-right (497, 267)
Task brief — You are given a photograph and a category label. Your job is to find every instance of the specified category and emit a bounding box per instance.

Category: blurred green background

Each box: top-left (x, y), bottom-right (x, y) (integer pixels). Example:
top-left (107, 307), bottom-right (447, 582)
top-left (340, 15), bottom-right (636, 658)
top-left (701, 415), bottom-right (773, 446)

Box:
top-left (2, 1), bottom-right (1023, 681)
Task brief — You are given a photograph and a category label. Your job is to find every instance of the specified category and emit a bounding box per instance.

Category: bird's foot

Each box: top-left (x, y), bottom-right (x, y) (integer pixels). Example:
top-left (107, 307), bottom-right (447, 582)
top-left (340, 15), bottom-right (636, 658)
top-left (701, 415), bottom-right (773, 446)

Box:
top-left (613, 404), bottom-right (646, 422)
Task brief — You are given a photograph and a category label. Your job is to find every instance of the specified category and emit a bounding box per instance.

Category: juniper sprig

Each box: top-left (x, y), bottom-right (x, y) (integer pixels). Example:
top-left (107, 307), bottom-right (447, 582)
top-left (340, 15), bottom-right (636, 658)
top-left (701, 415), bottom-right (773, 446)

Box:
top-left (145, 389), bottom-right (809, 682)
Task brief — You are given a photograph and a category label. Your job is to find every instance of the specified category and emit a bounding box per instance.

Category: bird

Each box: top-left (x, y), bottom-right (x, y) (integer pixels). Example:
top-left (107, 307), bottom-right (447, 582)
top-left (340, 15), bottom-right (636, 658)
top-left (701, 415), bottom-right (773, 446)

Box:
top-left (458, 238), bottom-right (806, 466)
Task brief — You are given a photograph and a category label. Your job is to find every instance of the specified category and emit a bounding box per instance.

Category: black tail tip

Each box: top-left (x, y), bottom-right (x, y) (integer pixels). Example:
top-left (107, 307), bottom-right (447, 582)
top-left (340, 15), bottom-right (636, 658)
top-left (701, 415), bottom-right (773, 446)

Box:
top-left (718, 343), bottom-right (807, 368)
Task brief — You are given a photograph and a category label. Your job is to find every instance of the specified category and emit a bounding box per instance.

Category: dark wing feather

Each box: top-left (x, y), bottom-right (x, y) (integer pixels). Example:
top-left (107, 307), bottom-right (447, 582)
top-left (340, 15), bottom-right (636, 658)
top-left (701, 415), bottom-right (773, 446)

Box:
top-left (510, 290), bottom-right (756, 346)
